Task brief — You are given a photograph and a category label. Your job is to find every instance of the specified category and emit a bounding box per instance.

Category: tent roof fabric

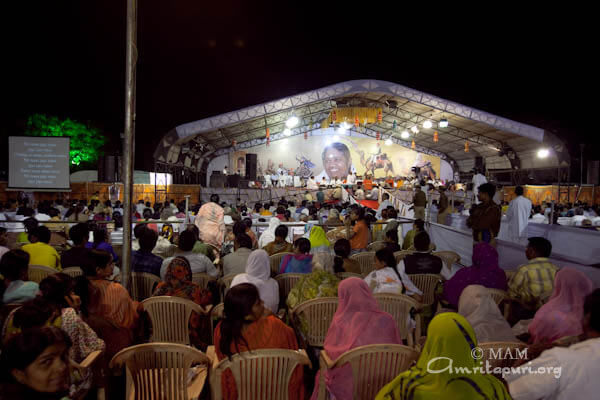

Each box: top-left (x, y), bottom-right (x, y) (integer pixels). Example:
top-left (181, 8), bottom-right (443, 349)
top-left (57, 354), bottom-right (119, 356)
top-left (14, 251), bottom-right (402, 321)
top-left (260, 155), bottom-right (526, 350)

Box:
top-left (154, 80), bottom-right (559, 172)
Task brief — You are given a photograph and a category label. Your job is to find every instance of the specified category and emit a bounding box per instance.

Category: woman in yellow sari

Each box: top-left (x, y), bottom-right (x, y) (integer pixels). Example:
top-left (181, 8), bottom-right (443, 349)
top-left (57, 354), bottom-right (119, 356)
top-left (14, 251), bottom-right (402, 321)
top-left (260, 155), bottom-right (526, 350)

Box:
top-left (376, 312), bottom-right (511, 400)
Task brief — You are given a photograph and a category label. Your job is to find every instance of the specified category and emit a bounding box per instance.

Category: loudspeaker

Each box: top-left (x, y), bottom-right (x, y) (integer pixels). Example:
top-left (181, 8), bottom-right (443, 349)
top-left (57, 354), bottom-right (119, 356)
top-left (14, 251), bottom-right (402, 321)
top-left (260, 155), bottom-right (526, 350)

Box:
top-left (588, 160), bottom-right (599, 185)
top-left (98, 154), bottom-right (122, 182)
top-left (210, 171), bottom-right (226, 188)
top-left (475, 156), bottom-right (484, 172)
top-left (227, 174), bottom-right (240, 188)
top-left (245, 153), bottom-right (257, 181)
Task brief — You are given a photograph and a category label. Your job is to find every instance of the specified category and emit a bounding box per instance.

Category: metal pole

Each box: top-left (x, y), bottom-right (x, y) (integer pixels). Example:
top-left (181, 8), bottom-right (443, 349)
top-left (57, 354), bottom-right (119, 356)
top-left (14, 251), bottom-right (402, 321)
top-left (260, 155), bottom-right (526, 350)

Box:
top-left (184, 195), bottom-right (190, 226)
top-left (121, 0), bottom-right (137, 291)
top-left (580, 144), bottom-right (585, 186)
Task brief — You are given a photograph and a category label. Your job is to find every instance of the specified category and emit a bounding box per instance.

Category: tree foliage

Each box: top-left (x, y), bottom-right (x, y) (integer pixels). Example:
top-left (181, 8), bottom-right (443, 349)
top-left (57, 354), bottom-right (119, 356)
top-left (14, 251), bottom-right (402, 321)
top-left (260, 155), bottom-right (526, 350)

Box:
top-left (24, 114), bottom-right (106, 168)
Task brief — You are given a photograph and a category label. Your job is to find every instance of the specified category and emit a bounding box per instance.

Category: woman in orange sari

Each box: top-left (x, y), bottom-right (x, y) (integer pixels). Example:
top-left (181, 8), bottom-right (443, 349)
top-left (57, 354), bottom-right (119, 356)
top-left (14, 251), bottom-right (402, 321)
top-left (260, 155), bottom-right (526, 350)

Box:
top-left (214, 283), bottom-right (304, 400)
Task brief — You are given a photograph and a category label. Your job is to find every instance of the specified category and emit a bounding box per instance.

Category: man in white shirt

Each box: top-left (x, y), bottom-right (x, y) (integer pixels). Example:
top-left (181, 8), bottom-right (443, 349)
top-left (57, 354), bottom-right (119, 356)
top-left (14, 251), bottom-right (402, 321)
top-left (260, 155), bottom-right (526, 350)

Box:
top-left (507, 289), bottom-right (600, 400)
top-left (472, 169), bottom-right (488, 205)
top-left (346, 172), bottom-right (356, 185)
top-left (505, 186), bottom-right (532, 243)
top-left (369, 185), bottom-right (380, 201)
top-left (376, 193), bottom-right (392, 219)
top-left (306, 176), bottom-right (318, 190)
top-left (354, 184), bottom-right (365, 200)
top-left (530, 205), bottom-right (549, 224)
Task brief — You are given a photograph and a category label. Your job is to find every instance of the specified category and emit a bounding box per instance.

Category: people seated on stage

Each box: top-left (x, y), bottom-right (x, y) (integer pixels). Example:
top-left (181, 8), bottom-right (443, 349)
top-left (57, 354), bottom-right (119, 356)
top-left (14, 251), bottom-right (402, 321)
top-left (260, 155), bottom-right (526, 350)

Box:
top-left (528, 267), bottom-right (593, 344)
top-left (384, 229), bottom-right (401, 253)
top-left (160, 229), bottom-right (217, 280)
top-left (458, 284), bottom-right (517, 343)
top-left (345, 207), bottom-right (370, 254)
top-left (530, 205), bottom-right (549, 224)
top-left (85, 225), bottom-right (119, 264)
top-left (354, 183), bottom-right (365, 200)
top-left (6, 273), bottom-right (105, 367)
top-left (467, 182), bottom-right (502, 244)
top-left (22, 226), bottom-right (61, 271)
top-left (279, 238), bottom-right (313, 274)
top-left (400, 232), bottom-right (441, 274)
top-left (402, 219), bottom-right (425, 250)
top-left (61, 223), bottom-right (94, 271)
top-left (214, 283), bottom-right (303, 400)
top-left (0, 250), bottom-right (38, 304)
top-left (264, 225), bottom-right (294, 256)
top-left (376, 313), bottom-right (511, 400)
top-left (508, 237), bottom-right (558, 315)
top-left (333, 238), bottom-right (361, 274)
top-left (222, 233), bottom-right (253, 276)
top-left (231, 250), bottom-right (279, 313)
top-left (312, 277), bottom-right (403, 400)
top-left (362, 176), bottom-right (373, 191)
top-left (368, 184), bottom-right (380, 200)
top-left (506, 289), bottom-right (600, 400)
top-left (153, 257), bottom-right (212, 349)
top-left (364, 248), bottom-right (423, 301)
top-left (131, 227), bottom-right (163, 277)
top-left (0, 327), bottom-right (74, 399)
top-left (572, 207), bottom-right (586, 226)
top-left (442, 242), bottom-right (507, 309)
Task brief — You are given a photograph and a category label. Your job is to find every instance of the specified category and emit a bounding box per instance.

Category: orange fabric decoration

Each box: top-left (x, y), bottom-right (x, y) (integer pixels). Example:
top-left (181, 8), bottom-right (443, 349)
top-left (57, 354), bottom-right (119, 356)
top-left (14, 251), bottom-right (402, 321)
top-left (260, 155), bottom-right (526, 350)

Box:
top-left (332, 110), bottom-right (337, 122)
top-left (465, 141), bottom-right (469, 152)
top-left (377, 110), bottom-right (383, 123)
top-left (433, 131), bottom-right (438, 143)
top-left (411, 140), bottom-right (416, 149)
top-left (354, 115), bottom-right (359, 128)
top-left (376, 132), bottom-right (380, 140)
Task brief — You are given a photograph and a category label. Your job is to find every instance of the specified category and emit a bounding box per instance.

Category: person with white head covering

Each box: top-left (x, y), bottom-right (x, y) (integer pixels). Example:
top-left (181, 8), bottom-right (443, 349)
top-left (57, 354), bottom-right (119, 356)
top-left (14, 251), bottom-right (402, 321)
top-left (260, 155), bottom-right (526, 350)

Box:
top-left (458, 284), bottom-right (518, 343)
top-left (257, 218), bottom-right (281, 249)
top-left (230, 249), bottom-right (279, 313)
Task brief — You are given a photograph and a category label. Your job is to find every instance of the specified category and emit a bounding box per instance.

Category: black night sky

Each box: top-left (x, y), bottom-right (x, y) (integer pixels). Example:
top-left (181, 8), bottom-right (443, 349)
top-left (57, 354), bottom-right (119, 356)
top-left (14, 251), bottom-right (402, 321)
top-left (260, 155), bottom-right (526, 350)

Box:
top-left (3, 2), bottom-right (598, 174)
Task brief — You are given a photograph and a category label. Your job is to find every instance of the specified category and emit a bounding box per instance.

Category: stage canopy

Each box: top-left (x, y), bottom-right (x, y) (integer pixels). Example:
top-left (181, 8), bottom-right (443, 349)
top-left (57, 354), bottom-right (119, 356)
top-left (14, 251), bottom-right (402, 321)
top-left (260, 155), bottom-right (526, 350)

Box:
top-left (154, 80), bottom-right (569, 177)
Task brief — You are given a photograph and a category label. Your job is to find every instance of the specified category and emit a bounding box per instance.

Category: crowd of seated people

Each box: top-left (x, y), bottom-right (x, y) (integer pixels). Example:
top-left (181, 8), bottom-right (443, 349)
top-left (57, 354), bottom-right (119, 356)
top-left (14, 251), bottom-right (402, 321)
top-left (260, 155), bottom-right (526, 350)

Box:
top-left (1, 191), bottom-right (599, 399)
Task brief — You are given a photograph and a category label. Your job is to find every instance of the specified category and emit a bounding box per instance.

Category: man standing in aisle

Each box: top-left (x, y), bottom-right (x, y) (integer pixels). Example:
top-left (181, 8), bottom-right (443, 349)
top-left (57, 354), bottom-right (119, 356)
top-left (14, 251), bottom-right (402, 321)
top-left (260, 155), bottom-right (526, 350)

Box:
top-left (505, 186), bottom-right (532, 244)
top-left (472, 168), bottom-right (488, 204)
top-left (412, 185), bottom-right (427, 220)
top-left (437, 186), bottom-right (450, 224)
top-left (467, 183), bottom-right (501, 245)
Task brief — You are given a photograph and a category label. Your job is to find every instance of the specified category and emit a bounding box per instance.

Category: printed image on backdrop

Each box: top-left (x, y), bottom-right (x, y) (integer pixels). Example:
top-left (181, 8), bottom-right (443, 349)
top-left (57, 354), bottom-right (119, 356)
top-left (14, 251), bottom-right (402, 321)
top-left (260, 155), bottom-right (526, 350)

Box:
top-left (230, 129), bottom-right (440, 181)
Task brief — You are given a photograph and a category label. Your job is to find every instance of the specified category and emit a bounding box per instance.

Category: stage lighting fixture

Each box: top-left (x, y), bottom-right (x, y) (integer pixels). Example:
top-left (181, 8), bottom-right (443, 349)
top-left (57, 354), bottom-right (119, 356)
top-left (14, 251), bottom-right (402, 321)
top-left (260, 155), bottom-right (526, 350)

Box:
top-left (422, 120), bottom-right (432, 129)
top-left (285, 115), bottom-right (299, 128)
top-left (537, 148), bottom-right (550, 158)
top-left (401, 130), bottom-right (410, 139)
top-left (439, 118), bottom-right (449, 128)
top-left (385, 138), bottom-right (392, 146)
top-left (411, 126), bottom-right (419, 134)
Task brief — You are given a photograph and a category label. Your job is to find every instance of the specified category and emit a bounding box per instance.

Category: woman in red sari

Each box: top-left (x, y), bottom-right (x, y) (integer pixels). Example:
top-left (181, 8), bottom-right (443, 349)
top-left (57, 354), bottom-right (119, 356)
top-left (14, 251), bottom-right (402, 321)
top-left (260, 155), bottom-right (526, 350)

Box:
top-left (214, 283), bottom-right (304, 400)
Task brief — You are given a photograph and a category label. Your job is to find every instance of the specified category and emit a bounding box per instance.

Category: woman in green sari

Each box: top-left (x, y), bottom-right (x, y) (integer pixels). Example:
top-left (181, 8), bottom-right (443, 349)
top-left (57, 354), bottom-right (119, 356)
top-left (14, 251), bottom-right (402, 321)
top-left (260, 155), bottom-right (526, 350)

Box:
top-left (376, 312), bottom-right (511, 400)
top-left (286, 269), bottom-right (339, 310)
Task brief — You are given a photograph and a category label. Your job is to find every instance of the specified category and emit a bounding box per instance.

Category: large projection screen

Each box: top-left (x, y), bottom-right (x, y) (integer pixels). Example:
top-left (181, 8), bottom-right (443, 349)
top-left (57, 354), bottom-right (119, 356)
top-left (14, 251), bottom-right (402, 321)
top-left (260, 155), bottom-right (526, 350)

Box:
top-left (8, 136), bottom-right (71, 190)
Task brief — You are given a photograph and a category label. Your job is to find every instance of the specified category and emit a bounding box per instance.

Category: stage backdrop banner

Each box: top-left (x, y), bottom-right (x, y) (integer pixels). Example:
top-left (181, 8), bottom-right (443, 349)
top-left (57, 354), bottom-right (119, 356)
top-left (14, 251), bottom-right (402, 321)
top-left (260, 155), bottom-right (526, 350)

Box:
top-left (229, 130), bottom-right (440, 181)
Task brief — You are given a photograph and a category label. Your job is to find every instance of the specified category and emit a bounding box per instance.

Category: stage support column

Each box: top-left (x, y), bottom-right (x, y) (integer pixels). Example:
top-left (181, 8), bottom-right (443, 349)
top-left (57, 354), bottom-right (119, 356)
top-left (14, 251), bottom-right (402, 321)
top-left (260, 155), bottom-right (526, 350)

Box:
top-left (121, 0), bottom-right (138, 290)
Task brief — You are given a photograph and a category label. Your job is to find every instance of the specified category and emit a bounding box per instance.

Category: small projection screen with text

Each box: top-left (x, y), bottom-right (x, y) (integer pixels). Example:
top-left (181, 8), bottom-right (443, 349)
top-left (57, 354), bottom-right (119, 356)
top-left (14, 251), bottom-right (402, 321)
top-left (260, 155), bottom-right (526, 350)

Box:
top-left (9, 136), bottom-right (70, 190)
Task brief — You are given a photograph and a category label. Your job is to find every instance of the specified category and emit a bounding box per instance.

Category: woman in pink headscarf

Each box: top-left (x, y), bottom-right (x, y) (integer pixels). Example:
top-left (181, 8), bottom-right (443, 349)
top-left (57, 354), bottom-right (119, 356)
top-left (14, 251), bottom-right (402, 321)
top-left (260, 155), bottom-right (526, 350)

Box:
top-left (310, 277), bottom-right (402, 400)
top-left (528, 267), bottom-right (594, 344)
top-left (194, 196), bottom-right (225, 251)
